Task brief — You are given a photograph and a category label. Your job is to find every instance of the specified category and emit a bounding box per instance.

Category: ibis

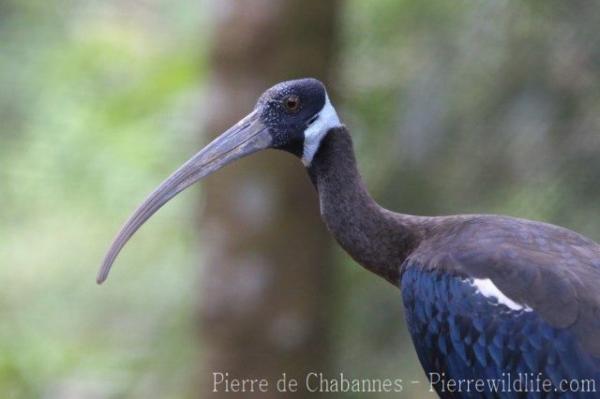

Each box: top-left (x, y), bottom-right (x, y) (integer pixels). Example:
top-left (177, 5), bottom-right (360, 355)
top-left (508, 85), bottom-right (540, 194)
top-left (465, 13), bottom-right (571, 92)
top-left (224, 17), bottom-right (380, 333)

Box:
top-left (98, 78), bottom-right (600, 398)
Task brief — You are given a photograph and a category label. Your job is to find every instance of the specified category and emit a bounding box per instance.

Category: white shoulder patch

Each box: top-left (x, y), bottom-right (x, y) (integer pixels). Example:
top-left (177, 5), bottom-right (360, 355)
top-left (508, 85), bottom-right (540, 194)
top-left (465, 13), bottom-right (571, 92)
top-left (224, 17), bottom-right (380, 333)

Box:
top-left (471, 278), bottom-right (532, 311)
top-left (302, 93), bottom-right (341, 166)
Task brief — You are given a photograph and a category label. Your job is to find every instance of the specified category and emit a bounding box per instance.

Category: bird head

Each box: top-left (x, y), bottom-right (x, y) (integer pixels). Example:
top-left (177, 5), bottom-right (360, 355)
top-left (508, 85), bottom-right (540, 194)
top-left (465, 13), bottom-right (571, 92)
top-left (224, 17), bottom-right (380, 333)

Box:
top-left (97, 78), bottom-right (341, 283)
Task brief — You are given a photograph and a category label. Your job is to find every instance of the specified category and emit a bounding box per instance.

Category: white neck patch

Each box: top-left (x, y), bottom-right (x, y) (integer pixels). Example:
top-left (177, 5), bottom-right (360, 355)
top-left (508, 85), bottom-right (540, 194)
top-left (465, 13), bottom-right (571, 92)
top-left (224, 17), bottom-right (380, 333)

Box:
top-left (301, 93), bottom-right (341, 166)
top-left (471, 278), bottom-right (532, 312)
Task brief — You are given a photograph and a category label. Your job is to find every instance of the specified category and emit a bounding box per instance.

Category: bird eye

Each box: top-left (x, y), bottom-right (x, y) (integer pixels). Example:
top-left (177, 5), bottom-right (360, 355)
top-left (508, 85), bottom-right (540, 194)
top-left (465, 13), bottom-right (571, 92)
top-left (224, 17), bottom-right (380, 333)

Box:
top-left (283, 95), bottom-right (300, 112)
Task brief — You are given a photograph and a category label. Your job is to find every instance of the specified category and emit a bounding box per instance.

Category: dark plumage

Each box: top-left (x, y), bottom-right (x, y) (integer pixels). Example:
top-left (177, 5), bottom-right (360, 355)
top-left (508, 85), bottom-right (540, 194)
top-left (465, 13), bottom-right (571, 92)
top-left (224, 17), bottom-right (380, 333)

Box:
top-left (99, 78), bottom-right (600, 397)
top-left (310, 127), bottom-right (600, 397)
top-left (403, 267), bottom-right (600, 398)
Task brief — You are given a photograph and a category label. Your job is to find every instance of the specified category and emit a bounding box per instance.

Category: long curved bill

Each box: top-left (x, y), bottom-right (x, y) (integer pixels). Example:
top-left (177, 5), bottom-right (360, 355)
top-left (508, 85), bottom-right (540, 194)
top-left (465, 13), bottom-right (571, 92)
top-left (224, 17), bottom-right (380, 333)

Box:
top-left (97, 111), bottom-right (270, 284)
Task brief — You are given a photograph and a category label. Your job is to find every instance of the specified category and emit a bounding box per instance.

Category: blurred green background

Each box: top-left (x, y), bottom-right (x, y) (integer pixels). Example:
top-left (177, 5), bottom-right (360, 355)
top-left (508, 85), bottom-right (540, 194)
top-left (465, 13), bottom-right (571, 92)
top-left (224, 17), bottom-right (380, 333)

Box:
top-left (1, 1), bottom-right (600, 398)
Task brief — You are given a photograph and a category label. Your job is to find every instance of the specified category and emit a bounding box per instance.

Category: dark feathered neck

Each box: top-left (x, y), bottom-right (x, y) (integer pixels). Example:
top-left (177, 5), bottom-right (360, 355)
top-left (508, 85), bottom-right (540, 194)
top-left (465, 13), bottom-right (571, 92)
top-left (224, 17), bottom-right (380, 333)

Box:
top-left (307, 127), bottom-right (421, 286)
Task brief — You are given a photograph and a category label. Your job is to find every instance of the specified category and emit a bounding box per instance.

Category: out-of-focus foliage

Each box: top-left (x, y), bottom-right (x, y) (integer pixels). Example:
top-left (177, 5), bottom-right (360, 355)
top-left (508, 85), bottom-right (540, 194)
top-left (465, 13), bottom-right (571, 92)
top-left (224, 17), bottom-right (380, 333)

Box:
top-left (1, 1), bottom-right (207, 397)
top-left (342, 0), bottom-right (600, 225)
top-left (2, 0), bottom-right (600, 398)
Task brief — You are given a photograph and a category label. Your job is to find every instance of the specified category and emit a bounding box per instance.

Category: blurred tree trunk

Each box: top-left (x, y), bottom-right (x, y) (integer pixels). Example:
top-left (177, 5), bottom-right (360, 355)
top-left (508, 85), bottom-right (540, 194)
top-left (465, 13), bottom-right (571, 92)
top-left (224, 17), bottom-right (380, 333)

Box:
top-left (198, 1), bottom-right (340, 397)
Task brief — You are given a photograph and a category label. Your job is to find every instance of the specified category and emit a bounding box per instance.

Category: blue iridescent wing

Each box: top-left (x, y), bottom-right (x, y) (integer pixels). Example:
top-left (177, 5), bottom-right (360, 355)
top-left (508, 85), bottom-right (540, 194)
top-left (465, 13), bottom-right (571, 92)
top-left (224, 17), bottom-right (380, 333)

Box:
top-left (401, 266), bottom-right (600, 399)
